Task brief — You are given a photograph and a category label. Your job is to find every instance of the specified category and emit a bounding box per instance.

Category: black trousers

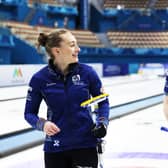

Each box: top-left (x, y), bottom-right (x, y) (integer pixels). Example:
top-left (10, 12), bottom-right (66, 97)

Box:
top-left (44, 147), bottom-right (98, 168)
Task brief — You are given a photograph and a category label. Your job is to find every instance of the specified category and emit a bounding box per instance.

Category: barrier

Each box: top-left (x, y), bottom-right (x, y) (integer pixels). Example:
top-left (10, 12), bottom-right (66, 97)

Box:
top-left (0, 64), bottom-right (45, 87)
top-left (0, 63), bottom-right (103, 87)
top-left (0, 94), bottom-right (163, 158)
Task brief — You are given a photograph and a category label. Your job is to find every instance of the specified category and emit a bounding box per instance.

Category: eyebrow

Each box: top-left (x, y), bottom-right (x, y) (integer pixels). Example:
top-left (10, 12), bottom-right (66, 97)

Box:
top-left (67, 40), bottom-right (77, 45)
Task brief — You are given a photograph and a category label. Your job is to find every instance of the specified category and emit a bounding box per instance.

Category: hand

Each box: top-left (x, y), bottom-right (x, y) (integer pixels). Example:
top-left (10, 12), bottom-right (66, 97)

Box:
top-left (92, 123), bottom-right (107, 138)
top-left (43, 121), bottom-right (61, 136)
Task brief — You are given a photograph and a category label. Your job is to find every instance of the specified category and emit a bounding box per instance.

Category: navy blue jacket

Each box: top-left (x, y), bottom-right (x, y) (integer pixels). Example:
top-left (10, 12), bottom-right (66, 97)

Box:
top-left (24, 61), bottom-right (109, 152)
top-left (164, 76), bottom-right (168, 95)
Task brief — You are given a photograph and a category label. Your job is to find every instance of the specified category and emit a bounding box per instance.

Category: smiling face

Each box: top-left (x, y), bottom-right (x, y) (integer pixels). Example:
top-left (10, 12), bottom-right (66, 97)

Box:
top-left (52, 31), bottom-right (80, 69)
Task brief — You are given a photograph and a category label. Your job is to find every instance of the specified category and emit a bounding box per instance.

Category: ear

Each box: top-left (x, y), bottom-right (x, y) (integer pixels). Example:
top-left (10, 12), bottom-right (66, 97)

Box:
top-left (52, 47), bottom-right (60, 55)
top-left (55, 48), bottom-right (60, 53)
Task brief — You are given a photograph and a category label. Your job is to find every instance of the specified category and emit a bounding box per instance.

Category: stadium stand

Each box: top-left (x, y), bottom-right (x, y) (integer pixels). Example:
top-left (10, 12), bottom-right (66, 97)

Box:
top-left (28, 0), bottom-right (60, 6)
top-left (107, 31), bottom-right (168, 48)
top-left (2, 21), bottom-right (104, 48)
top-left (1, 0), bottom-right (168, 64)
top-left (28, 0), bottom-right (77, 7)
top-left (103, 0), bottom-right (168, 9)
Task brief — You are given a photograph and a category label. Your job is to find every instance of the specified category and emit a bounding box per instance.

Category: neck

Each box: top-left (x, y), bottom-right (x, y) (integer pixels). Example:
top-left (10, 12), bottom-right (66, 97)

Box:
top-left (61, 66), bottom-right (69, 75)
top-left (54, 61), bottom-right (69, 75)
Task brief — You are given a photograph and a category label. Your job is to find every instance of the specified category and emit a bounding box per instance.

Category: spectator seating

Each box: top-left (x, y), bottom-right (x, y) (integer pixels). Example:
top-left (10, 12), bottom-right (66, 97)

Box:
top-left (107, 31), bottom-right (168, 48)
top-left (28, 0), bottom-right (77, 7)
top-left (28, 0), bottom-right (61, 6)
top-left (104, 0), bottom-right (168, 9)
top-left (3, 21), bottom-right (104, 48)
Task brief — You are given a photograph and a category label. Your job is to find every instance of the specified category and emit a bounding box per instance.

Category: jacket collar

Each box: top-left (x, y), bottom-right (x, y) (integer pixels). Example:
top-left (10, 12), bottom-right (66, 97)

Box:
top-left (48, 59), bottom-right (79, 76)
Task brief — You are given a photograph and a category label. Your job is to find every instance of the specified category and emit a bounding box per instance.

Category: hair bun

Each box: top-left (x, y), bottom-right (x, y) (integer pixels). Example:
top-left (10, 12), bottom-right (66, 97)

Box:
top-left (38, 33), bottom-right (48, 47)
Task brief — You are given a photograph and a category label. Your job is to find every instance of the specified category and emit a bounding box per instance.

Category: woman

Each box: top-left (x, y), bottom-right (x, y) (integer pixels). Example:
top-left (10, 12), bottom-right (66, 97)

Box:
top-left (24, 29), bottom-right (109, 168)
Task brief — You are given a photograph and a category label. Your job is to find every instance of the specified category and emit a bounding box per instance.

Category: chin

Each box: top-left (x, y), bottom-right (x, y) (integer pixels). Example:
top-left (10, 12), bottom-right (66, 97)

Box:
top-left (72, 60), bottom-right (78, 64)
top-left (73, 58), bottom-right (79, 63)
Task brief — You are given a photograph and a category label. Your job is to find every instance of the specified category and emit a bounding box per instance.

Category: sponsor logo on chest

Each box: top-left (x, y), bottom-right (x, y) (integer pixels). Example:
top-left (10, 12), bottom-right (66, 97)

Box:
top-left (72, 74), bottom-right (85, 85)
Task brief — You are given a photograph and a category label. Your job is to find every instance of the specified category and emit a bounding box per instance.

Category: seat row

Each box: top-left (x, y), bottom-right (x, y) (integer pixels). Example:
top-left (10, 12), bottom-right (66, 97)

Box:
top-left (107, 31), bottom-right (168, 48)
top-left (3, 21), bottom-right (104, 48)
top-left (3, 21), bottom-right (168, 49)
top-left (104, 0), bottom-right (168, 9)
top-left (28, 0), bottom-right (77, 7)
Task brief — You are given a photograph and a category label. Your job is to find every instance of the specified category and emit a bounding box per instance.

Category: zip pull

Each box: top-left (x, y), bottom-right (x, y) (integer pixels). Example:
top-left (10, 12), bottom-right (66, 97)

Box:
top-left (63, 76), bottom-right (66, 81)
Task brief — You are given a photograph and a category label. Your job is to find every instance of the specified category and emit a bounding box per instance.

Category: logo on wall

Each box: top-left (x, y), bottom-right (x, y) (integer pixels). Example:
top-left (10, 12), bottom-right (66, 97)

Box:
top-left (12, 67), bottom-right (24, 84)
top-left (13, 68), bottom-right (23, 78)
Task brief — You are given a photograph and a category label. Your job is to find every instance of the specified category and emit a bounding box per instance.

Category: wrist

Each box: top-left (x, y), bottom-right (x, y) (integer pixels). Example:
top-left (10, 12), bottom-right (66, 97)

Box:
top-left (36, 117), bottom-right (47, 131)
top-left (97, 117), bottom-right (109, 127)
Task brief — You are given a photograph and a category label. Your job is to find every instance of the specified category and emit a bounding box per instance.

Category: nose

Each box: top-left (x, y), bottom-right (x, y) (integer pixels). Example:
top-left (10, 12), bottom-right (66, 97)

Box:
top-left (76, 45), bottom-right (80, 53)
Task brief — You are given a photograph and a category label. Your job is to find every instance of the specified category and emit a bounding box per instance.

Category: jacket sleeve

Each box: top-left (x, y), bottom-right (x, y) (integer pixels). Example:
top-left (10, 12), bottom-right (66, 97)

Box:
top-left (164, 76), bottom-right (168, 95)
top-left (24, 75), bottom-right (45, 131)
top-left (88, 67), bottom-right (110, 126)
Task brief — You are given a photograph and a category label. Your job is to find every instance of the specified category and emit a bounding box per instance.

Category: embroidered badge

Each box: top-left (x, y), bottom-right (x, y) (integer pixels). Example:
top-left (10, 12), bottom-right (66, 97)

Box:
top-left (53, 140), bottom-right (60, 147)
top-left (72, 74), bottom-right (80, 83)
top-left (72, 74), bottom-right (84, 85)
